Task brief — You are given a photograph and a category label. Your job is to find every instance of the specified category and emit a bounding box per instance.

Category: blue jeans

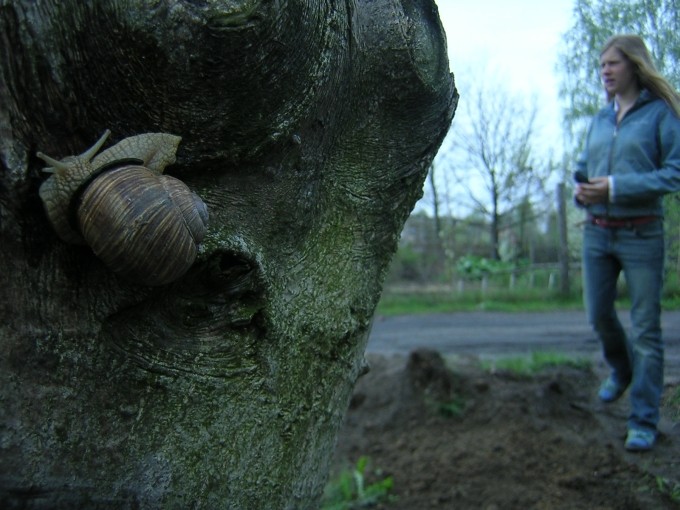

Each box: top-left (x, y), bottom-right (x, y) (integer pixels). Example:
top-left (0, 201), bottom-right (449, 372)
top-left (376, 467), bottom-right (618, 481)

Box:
top-left (582, 220), bottom-right (665, 433)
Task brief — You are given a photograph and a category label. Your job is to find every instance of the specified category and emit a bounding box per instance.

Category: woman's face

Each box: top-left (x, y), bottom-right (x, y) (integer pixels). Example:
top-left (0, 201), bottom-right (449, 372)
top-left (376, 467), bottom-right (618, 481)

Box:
top-left (600, 46), bottom-right (638, 97)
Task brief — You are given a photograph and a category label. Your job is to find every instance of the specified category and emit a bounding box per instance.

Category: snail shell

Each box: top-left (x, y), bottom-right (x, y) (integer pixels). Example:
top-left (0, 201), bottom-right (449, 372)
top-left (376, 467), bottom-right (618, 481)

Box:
top-left (37, 130), bottom-right (209, 286)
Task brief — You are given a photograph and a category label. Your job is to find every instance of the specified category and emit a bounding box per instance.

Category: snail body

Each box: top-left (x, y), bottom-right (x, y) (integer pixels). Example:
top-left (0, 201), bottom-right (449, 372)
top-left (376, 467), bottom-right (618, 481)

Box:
top-left (37, 130), bottom-right (209, 286)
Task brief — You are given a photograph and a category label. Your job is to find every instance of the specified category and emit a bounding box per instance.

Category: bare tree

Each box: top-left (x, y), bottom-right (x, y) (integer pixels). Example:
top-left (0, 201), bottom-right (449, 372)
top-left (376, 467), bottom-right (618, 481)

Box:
top-left (424, 162), bottom-right (448, 272)
top-left (446, 70), bottom-right (552, 260)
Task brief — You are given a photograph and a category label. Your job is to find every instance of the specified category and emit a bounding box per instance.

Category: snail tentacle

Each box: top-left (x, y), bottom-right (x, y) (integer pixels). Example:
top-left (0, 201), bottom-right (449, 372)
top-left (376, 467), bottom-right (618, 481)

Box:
top-left (36, 152), bottom-right (67, 174)
top-left (79, 129), bottom-right (111, 161)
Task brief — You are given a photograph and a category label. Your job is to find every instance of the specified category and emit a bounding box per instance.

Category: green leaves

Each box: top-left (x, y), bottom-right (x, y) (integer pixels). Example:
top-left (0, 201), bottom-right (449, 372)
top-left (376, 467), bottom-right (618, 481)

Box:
top-left (322, 456), bottom-right (395, 510)
top-left (455, 255), bottom-right (521, 281)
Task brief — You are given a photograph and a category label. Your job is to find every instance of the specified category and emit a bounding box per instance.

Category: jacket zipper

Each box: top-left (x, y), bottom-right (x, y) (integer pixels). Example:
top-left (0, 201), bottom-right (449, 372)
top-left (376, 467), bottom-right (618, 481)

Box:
top-left (605, 123), bottom-right (618, 217)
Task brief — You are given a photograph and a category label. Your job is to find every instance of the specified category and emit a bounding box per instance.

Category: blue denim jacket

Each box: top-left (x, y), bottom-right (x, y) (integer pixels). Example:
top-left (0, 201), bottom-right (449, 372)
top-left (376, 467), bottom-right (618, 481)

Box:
top-left (576, 89), bottom-right (680, 218)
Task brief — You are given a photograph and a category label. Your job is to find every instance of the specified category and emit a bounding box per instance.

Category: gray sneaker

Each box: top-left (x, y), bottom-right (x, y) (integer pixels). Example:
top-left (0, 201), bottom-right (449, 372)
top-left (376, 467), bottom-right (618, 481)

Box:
top-left (624, 429), bottom-right (656, 452)
top-left (597, 376), bottom-right (628, 403)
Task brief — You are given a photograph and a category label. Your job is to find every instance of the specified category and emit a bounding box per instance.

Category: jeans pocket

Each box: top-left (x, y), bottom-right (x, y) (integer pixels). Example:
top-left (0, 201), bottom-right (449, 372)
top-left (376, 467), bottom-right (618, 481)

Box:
top-left (632, 220), bottom-right (664, 239)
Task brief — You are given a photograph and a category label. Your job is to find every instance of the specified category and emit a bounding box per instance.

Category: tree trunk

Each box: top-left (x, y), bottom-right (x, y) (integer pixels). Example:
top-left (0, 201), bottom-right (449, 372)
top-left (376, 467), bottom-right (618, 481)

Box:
top-left (0, 1), bottom-right (457, 508)
top-left (556, 182), bottom-right (571, 296)
top-left (491, 198), bottom-right (501, 261)
top-left (428, 163), bottom-right (446, 275)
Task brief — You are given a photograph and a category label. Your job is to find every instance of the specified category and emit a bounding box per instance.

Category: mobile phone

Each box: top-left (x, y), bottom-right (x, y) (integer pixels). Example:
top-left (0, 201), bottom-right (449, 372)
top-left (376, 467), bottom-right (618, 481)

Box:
top-left (573, 171), bottom-right (589, 183)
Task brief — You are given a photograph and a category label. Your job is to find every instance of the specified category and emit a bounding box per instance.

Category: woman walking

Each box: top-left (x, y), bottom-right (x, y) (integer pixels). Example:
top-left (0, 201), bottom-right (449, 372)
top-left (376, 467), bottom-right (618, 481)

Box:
top-left (575, 34), bottom-right (680, 451)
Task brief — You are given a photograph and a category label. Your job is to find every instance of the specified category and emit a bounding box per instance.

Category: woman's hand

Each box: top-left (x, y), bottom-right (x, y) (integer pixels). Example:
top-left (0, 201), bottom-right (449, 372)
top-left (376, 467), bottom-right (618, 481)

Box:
top-left (575, 176), bottom-right (609, 205)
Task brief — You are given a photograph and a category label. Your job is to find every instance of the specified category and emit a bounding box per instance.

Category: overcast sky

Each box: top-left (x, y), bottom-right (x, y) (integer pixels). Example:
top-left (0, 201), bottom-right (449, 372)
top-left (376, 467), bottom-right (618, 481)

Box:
top-left (422, 0), bottom-right (578, 214)
top-left (435, 0), bottom-right (576, 149)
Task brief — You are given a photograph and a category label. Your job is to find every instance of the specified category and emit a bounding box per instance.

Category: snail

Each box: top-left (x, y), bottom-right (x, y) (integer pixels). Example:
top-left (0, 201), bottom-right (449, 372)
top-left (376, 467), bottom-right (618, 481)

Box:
top-left (37, 130), bottom-right (209, 286)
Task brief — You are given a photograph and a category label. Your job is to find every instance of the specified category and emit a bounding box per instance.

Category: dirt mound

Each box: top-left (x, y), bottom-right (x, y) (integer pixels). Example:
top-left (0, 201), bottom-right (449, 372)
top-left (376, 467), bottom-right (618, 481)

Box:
top-left (330, 350), bottom-right (680, 510)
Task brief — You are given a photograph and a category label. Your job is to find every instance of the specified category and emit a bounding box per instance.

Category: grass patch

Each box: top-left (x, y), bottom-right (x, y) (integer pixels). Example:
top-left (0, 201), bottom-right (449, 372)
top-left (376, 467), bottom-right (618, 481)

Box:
top-left (654, 475), bottom-right (680, 504)
top-left (376, 288), bottom-right (584, 316)
top-left (376, 285), bottom-right (680, 317)
top-left (637, 473), bottom-right (680, 504)
top-left (436, 396), bottom-right (467, 418)
top-left (321, 456), bottom-right (395, 510)
top-left (481, 351), bottom-right (591, 377)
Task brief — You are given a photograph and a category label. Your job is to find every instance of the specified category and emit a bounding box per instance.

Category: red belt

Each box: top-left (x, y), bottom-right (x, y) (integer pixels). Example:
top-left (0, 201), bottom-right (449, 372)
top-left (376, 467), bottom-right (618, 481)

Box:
top-left (589, 215), bottom-right (658, 228)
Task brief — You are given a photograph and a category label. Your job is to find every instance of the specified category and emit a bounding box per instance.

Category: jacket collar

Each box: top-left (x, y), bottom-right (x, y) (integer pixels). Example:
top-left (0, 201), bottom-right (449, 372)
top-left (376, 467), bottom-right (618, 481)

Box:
top-left (604, 89), bottom-right (656, 120)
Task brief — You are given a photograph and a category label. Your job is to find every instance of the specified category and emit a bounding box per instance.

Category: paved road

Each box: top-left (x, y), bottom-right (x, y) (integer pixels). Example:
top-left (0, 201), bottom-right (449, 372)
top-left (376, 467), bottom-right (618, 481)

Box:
top-left (367, 310), bottom-right (680, 382)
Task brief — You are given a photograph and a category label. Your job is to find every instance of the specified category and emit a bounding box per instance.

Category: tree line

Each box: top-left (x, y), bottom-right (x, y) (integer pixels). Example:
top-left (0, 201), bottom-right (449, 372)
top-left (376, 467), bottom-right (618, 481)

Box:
top-left (394, 0), bottom-right (680, 294)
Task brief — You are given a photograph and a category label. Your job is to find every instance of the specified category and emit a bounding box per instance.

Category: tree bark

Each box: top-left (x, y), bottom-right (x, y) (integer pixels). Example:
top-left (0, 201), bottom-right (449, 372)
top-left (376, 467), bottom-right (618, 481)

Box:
top-left (0, 1), bottom-right (457, 508)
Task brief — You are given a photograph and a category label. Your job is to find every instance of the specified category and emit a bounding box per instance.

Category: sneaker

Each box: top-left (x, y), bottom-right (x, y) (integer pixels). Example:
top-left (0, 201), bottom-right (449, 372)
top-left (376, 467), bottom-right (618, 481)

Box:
top-left (597, 376), bottom-right (628, 403)
top-left (624, 429), bottom-right (656, 452)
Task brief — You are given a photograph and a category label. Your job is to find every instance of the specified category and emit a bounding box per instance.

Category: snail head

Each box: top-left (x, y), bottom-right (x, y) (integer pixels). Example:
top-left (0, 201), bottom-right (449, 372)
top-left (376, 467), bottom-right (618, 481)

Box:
top-left (37, 129), bottom-right (112, 244)
top-left (37, 129), bottom-right (111, 178)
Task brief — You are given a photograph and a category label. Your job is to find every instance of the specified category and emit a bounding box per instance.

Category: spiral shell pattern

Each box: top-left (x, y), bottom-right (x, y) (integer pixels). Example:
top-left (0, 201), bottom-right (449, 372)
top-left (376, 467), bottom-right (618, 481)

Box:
top-left (77, 165), bottom-right (208, 286)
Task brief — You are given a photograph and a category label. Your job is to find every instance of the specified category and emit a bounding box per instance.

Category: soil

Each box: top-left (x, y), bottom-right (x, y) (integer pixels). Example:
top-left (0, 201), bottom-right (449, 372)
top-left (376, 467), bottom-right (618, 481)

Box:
top-left (330, 349), bottom-right (680, 510)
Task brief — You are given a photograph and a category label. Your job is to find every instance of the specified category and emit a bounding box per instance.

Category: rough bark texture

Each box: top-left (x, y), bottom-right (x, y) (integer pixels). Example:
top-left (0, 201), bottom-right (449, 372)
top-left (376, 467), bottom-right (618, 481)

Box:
top-left (0, 1), bottom-right (457, 508)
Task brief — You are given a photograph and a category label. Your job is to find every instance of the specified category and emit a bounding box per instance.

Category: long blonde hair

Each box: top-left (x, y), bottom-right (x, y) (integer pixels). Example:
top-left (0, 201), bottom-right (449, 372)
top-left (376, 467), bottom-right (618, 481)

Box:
top-left (601, 34), bottom-right (680, 117)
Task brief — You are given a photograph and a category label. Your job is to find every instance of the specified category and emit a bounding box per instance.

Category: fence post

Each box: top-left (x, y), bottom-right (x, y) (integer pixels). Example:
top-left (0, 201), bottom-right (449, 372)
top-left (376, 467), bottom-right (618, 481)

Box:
top-left (548, 272), bottom-right (556, 290)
